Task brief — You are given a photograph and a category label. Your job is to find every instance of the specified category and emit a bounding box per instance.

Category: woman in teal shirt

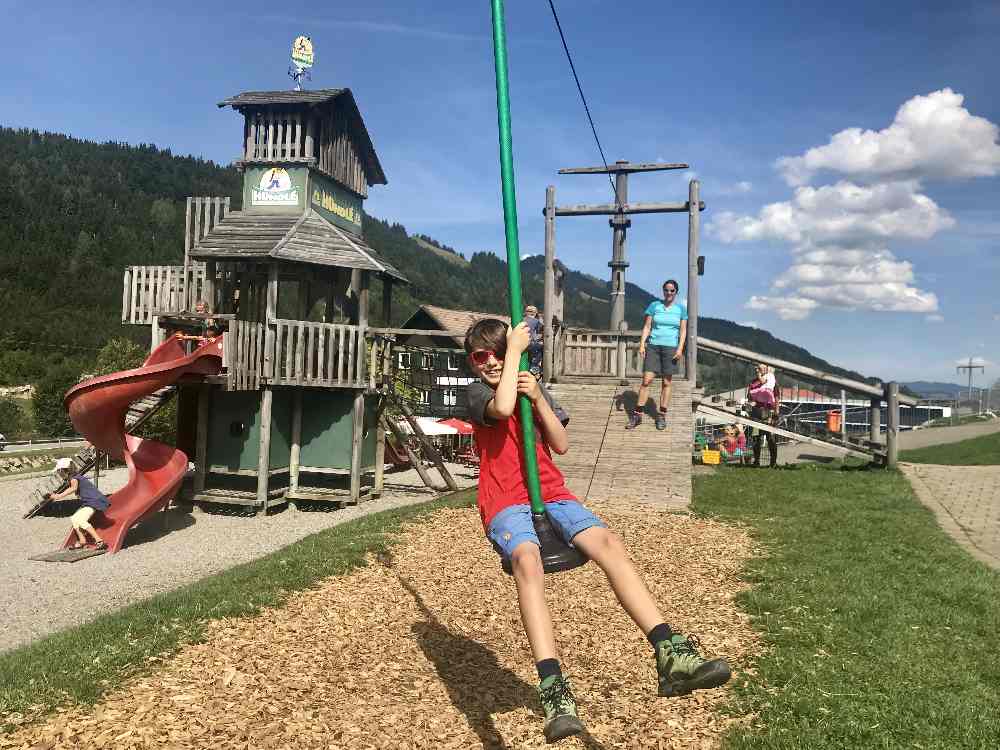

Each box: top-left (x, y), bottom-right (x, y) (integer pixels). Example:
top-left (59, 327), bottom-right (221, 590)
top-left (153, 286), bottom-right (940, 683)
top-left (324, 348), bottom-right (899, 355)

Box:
top-left (627, 279), bottom-right (687, 430)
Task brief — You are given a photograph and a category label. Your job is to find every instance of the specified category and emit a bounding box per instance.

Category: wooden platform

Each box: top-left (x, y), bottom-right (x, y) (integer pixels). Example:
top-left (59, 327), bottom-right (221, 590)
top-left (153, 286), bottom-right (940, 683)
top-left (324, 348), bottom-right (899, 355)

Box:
top-left (29, 547), bottom-right (107, 563)
top-left (547, 379), bottom-right (694, 514)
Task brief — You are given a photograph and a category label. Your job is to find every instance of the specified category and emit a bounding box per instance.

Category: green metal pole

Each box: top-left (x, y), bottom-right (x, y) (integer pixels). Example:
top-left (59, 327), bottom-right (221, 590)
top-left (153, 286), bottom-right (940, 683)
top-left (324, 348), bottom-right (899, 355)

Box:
top-left (490, 0), bottom-right (545, 515)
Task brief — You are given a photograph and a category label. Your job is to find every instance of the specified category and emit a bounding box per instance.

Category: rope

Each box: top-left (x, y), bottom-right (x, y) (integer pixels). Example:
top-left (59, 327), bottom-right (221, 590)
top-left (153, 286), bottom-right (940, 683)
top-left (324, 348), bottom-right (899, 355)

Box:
top-left (546, 0), bottom-right (617, 198)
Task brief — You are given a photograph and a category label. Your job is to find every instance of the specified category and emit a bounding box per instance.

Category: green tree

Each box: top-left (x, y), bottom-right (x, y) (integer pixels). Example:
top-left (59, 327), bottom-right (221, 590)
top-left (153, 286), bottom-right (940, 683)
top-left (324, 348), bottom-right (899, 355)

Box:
top-left (93, 338), bottom-right (145, 376)
top-left (0, 397), bottom-right (25, 438)
top-left (32, 363), bottom-right (81, 437)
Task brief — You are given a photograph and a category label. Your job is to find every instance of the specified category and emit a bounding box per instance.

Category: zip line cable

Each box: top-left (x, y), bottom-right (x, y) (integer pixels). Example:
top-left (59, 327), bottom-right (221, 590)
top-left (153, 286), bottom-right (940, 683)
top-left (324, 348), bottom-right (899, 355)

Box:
top-left (546, 0), bottom-right (617, 198)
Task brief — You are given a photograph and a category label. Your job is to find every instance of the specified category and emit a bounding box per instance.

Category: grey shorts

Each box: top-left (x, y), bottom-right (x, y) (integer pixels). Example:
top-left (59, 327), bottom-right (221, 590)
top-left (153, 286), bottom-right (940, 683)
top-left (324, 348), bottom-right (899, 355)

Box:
top-left (643, 345), bottom-right (677, 377)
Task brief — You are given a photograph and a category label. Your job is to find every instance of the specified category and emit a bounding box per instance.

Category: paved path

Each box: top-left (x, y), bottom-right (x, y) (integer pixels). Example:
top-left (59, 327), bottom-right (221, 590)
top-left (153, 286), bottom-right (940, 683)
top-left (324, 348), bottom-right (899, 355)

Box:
top-left (901, 462), bottom-right (1000, 570)
top-left (898, 419), bottom-right (1000, 450)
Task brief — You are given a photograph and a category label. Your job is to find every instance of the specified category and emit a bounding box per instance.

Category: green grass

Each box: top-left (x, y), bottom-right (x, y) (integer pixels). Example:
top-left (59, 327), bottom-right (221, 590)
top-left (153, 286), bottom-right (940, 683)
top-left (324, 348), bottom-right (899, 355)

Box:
top-left (0, 489), bottom-right (476, 728)
top-left (899, 430), bottom-right (1000, 465)
top-left (693, 465), bottom-right (1000, 750)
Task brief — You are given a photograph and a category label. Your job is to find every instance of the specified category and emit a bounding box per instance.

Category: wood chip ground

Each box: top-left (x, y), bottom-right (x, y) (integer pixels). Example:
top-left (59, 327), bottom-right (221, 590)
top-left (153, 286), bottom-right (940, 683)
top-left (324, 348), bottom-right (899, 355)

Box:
top-left (2, 503), bottom-right (759, 749)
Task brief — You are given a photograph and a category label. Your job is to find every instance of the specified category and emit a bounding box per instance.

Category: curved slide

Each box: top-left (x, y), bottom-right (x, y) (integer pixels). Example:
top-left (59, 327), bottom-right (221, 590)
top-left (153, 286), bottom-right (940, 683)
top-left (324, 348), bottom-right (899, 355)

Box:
top-left (62, 336), bottom-right (223, 553)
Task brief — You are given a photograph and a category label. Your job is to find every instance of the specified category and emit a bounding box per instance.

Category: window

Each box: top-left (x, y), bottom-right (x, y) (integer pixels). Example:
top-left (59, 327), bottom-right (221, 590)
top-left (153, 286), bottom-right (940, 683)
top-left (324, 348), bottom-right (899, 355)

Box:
top-left (397, 352), bottom-right (411, 369)
top-left (447, 354), bottom-right (461, 371)
top-left (422, 353), bottom-right (435, 369)
top-left (418, 390), bottom-right (431, 405)
top-left (443, 389), bottom-right (457, 407)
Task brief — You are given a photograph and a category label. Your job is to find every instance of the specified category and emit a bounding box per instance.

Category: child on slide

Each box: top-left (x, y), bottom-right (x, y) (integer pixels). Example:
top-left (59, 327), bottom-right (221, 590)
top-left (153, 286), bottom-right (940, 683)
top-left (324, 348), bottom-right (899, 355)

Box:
top-left (46, 457), bottom-right (111, 550)
top-left (464, 318), bottom-right (732, 743)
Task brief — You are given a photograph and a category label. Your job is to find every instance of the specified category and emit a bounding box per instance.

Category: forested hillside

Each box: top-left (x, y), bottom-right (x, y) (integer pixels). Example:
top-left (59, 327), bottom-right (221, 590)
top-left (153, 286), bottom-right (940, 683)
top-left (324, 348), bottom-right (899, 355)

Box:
top-left (0, 126), bottom-right (876, 397)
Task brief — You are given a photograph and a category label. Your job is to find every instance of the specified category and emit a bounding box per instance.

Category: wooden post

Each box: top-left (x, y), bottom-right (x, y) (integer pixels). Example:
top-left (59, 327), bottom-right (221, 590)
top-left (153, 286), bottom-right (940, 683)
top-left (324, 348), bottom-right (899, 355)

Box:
top-left (687, 179), bottom-right (700, 384)
top-left (150, 317), bottom-right (163, 352)
top-left (608, 162), bottom-right (630, 332)
top-left (183, 198), bottom-right (192, 311)
top-left (841, 388), bottom-right (847, 443)
top-left (263, 264), bottom-right (278, 379)
top-left (93, 451), bottom-right (100, 490)
top-left (194, 383), bottom-right (209, 494)
top-left (349, 272), bottom-right (369, 503)
top-left (543, 185), bottom-right (556, 383)
top-left (869, 396), bottom-right (881, 445)
top-left (289, 390), bottom-right (302, 496)
top-left (886, 382), bottom-right (899, 468)
top-left (204, 260), bottom-right (216, 315)
top-left (256, 388), bottom-right (273, 514)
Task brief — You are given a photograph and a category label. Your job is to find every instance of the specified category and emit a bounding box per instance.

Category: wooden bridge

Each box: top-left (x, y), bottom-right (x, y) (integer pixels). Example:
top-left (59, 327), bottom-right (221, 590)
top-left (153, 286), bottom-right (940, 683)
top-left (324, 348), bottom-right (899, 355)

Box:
top-left (548, 379), bottom-right (695, 512)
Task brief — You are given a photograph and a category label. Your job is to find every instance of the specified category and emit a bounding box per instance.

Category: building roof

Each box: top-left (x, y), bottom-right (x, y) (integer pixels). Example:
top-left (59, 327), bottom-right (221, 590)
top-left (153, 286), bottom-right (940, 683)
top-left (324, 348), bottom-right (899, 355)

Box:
top-left (401, 305), bottom-right (511, 347)
top-left (189, 210), bottom-right (408, 282)
top-left (217, 88), bottom-right (386, 186)
top-left (218, 89), bottom-right (348, 107)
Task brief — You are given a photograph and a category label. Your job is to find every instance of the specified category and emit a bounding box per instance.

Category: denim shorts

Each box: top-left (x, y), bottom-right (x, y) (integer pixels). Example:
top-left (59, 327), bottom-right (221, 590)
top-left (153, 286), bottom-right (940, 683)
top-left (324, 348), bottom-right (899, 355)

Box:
top-left (486, 500), bottom-right (606, 560)
top-left (643, 345), bottom-right (677, 377)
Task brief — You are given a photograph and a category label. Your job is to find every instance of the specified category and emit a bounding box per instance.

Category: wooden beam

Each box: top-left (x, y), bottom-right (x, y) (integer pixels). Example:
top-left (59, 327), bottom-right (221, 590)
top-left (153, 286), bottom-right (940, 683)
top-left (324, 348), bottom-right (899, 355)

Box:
top-left (381, 415), bottom-right (440, 491)
top-left (543, 185), bottom-right (556, 382)
top-left (394, 395), bottom-right (458, 491)
top-left (697, 402), bottom-right (881, 460)
top-left (558, 162), bottom-right (688, 174)
top-left (553, 201), bottom-right (704, 217)
top-left (697, 336), bottom-right (918, 405)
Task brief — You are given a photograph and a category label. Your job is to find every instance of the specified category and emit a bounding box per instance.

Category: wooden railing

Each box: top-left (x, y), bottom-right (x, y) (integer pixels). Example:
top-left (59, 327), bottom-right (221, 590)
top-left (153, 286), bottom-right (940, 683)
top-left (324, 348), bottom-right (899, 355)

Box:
top-left (225, 320), bottom-right (266, 391)
top-left (122, 265), bottom-right (207, 324)
top-left (271, 319), bottom-right (365, 387)
top-left (558, 328), bottom-right (688, 379)
top-left (244, 111), bottom-right (312, 163)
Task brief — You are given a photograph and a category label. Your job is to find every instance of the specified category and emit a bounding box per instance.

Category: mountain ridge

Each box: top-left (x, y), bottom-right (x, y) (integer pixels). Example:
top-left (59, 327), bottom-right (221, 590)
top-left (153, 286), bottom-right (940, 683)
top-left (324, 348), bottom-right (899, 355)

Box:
top-left (0, 125), bottom-right (882, 394)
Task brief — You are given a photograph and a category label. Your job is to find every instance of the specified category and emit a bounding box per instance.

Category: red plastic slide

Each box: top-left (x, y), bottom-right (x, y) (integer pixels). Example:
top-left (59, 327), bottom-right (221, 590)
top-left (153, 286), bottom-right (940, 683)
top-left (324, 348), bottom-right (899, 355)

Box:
top-left (62, 335), bottom-right (223, 553)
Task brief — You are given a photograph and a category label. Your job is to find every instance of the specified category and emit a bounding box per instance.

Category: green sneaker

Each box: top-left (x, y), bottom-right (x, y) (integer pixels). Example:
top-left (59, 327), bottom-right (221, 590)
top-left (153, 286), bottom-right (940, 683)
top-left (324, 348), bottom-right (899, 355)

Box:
top-left (538, 675), bottom-right (585, 743)
top-left (655, 633), bottom-right (732, 697)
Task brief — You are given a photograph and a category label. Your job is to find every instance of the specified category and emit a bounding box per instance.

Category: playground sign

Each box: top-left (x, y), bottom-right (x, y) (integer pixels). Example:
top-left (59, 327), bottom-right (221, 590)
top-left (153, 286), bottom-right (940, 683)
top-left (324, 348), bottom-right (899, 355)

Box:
top-left (251, 167), bottom-right (299, 206)
top-left (291, 36), bottom-right (314, 68)
top-left (310, 171), bottom-right (363, 233)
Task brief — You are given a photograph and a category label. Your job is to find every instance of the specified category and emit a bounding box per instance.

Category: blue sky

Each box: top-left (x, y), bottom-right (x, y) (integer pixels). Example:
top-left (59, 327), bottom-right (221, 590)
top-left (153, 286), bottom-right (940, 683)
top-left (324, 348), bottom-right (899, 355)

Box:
top-left (3, 0), bottom-right (998, 386)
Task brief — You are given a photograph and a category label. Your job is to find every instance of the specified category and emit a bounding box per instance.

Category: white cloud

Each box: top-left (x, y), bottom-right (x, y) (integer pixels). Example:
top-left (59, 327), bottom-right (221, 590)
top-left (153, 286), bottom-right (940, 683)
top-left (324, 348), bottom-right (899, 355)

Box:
top-left (926, 314), bottom-right (945, 323)
top-left (956, 357), bottom-right (990, 367)
top-left (710, 181), bottom-right (954, 246)
top-left (746, 295), bottom-right (818, 320)
top-left (777, 89), bottom-right (1000, 186)
top-left (738, 320), bottom-right (758, 328)
top-left (715, 180), bottom-right (753, 196)
top-left (710, 90), bottom-right (1000, 321)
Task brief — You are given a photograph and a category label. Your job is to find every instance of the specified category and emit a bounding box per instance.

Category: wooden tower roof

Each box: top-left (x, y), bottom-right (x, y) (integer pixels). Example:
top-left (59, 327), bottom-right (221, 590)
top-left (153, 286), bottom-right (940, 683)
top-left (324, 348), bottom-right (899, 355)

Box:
top-left (190, 209), bottom-right (408, 282)
top-left (218, 88), bottom-right (387, 187)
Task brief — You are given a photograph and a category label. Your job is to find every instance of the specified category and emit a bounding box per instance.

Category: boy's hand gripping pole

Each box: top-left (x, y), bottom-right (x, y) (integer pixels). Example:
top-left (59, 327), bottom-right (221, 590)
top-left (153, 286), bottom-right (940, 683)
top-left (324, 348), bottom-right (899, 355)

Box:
top-left (490, 0), bottom-right (586, 575)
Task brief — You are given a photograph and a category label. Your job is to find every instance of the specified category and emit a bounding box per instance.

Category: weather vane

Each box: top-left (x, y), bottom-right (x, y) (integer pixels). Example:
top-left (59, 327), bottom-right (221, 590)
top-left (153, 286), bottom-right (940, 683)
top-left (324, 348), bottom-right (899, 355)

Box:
top-left (288, 35), bottom-right (314, 91)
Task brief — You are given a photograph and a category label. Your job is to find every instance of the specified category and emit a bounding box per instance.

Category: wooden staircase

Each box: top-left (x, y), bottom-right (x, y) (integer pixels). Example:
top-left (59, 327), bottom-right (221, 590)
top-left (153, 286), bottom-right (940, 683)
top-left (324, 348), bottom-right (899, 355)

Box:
top-left (22, 386), bottom-right (178, 518)
top-left (547, 378), bottom-right (694, 514)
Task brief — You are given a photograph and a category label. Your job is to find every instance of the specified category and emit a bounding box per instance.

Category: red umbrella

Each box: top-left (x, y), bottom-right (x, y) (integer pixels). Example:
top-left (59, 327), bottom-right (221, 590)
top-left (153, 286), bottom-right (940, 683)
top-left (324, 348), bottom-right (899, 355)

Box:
top-left (437, 417), bottom-right (474, 435)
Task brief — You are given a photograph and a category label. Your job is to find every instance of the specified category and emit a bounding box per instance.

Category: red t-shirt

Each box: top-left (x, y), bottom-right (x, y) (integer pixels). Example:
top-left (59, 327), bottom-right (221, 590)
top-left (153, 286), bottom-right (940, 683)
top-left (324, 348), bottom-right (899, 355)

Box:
top-left (467, 381), bottom-right (576, 529)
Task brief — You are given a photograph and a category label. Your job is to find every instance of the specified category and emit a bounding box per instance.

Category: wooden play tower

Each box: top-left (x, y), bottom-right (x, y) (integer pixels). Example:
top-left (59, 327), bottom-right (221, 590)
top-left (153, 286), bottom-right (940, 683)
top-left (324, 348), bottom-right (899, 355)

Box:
top-left (121, 88), bottom-right (407, 513)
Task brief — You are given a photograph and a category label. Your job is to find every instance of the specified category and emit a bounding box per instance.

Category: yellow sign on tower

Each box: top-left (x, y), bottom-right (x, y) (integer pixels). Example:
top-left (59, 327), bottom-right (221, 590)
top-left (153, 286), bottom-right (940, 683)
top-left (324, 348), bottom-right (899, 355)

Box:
top-left (291, 36), bottom-right (314, 68)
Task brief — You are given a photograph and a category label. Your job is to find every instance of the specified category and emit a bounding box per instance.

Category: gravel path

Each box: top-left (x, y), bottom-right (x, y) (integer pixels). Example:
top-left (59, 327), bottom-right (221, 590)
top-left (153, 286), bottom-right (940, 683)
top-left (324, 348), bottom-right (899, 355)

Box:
top-left (0, 465), bottom-right (478, 654)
